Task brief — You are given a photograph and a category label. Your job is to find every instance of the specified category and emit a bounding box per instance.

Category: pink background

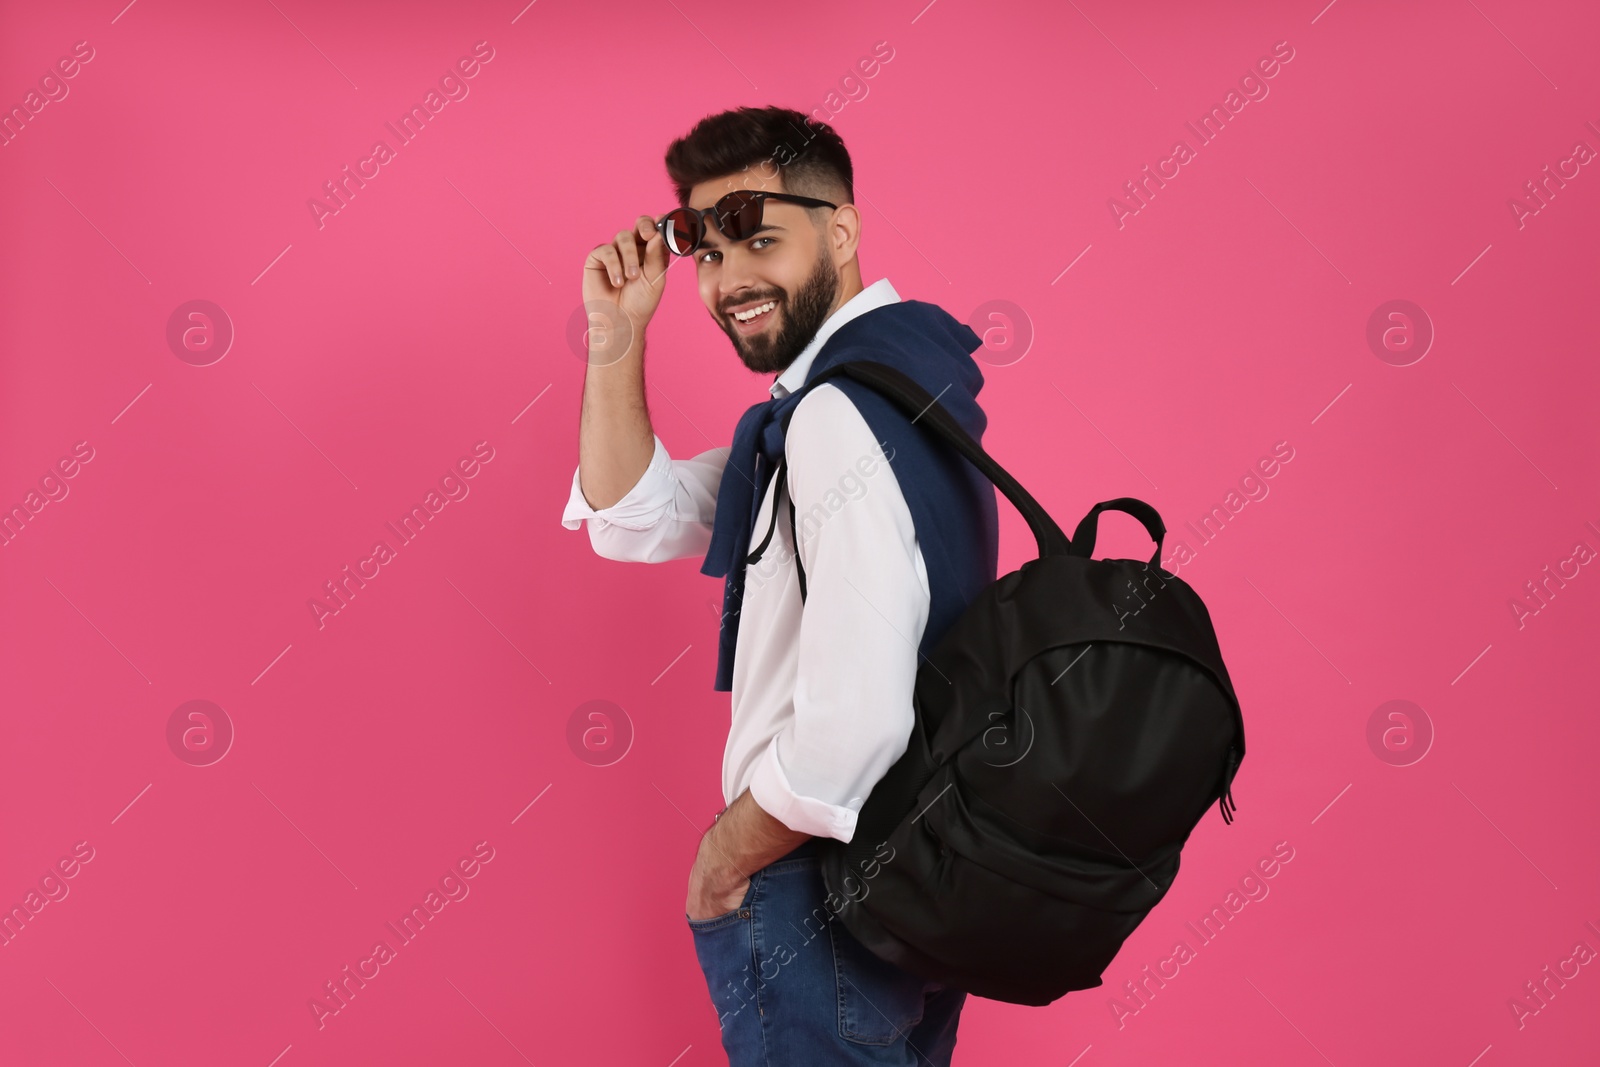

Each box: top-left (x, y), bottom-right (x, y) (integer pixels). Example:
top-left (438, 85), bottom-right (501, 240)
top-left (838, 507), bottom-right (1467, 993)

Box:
top-left (3, 0), bottom-right (1598, 1063)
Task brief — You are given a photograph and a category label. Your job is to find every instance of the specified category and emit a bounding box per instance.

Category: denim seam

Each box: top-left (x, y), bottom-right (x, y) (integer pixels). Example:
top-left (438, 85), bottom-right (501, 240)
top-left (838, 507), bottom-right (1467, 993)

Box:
top-left (829, 919), bottom-right (927, 1046)
top-left (831, 919), bottom-right (852, 1044)
top-left (750, 869), bottom-right (773, 1067)
top-left (758, 856), bottom-right (819, 878)
top-left (686, 909), bottom-right (744, 932)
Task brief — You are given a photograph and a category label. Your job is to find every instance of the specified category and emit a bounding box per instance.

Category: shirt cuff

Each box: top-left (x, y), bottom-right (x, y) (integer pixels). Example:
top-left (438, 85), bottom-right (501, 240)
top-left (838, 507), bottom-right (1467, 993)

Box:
top-left (748, 735), bottom-right (861, 843)
top-left (560, 434), bottom-right (676, 530)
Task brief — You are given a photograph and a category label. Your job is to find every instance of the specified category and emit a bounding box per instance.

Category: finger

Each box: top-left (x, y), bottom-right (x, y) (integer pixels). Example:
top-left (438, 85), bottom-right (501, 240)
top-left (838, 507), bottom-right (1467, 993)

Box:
top-left (634, 218), bottom-right (662, 273)
top-left (640, 230), bottom-right (668, 289)
top-left (587, 245), bottom-right (623, 288)
top-left (616, 228), bottom-right (642, 281)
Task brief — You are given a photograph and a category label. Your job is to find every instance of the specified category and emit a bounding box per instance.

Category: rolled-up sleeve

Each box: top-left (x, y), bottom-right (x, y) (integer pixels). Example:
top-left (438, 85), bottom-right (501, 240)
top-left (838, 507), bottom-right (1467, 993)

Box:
top-left (747, 384), bottom-right (930, 843)
top-left (561, 434), bottom-right (728, 563)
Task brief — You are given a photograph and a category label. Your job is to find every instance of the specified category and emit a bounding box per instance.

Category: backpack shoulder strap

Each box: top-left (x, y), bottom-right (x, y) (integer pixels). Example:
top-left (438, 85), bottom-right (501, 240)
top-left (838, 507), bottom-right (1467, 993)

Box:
top-left (744, 451), bottom-right (809, 601)
top-left (751, 357), bottom-right (1076, 598)
top-left (781, 361), bottom-right (1072, 559)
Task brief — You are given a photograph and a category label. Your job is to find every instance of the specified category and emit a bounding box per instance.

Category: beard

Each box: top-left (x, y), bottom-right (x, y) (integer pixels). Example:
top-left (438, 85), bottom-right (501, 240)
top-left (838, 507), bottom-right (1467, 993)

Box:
top-left (718, 249), bottom-right (840, 376)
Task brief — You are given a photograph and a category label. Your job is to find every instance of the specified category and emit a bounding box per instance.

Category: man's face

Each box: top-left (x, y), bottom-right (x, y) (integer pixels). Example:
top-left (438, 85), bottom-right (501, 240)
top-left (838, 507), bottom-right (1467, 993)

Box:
top-left (687, 177), bottom-right (841, 376)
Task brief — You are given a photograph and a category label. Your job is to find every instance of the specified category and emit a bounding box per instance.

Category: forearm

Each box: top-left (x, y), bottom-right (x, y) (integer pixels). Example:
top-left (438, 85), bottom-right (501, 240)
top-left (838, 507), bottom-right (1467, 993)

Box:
top-left (697, 788), bottom-right (812, 882)
top-left (577, 325), bottom-right (654, 510)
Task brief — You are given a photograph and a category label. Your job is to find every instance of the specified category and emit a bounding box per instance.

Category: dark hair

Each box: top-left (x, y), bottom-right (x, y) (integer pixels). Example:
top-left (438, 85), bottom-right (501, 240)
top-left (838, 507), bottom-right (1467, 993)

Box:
top-left (664, 105), bottom-right (854, 211)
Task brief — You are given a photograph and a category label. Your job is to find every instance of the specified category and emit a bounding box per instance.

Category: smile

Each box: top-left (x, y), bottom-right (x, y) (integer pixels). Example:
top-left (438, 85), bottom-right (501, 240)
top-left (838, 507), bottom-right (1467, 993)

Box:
top-left (731, 300), bottom-right (778, 332)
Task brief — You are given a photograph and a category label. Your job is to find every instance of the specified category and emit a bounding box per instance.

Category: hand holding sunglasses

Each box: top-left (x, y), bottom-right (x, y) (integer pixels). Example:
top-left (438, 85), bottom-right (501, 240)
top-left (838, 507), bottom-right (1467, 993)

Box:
top-left (657, 190), bottom-right (839, 258)
top-left (581, 212), bottom-right (685, 363)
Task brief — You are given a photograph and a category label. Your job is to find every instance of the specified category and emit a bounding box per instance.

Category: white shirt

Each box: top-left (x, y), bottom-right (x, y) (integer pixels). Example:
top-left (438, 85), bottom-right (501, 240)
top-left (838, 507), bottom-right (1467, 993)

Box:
top-left (560, 278), bottom-right (929, 843)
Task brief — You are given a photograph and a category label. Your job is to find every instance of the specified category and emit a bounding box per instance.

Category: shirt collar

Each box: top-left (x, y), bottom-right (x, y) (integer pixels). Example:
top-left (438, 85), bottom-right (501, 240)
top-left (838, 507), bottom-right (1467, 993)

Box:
top-left (769, 277), bottom-right (901, 400)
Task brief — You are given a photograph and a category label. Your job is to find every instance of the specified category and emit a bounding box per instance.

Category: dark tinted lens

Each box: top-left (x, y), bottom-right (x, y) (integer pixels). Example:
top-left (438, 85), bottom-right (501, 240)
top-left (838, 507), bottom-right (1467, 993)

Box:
top-left (716, 191), bottom-right (764, 240)
top-left (661, 209), bottom-right (702, 256)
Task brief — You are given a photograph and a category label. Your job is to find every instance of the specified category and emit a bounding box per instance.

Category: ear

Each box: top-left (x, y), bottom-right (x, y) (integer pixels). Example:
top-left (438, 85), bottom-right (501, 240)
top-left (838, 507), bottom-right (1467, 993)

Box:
top-left (826, 203), bottom-right (862, 263)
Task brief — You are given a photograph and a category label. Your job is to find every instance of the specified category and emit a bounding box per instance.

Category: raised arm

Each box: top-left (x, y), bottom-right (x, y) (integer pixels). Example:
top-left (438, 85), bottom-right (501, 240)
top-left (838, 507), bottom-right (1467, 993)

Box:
top-left (561, 436), bottom-right (727, 562)
top-left (574, 213), bottom-right (669, 510)
top-left (564, 213), bottom-right (732, 561)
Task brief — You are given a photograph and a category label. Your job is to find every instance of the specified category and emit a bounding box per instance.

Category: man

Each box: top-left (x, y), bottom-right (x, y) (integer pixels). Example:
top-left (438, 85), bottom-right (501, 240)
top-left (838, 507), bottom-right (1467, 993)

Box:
top-left (562, 106), bottom-right (998, 1065)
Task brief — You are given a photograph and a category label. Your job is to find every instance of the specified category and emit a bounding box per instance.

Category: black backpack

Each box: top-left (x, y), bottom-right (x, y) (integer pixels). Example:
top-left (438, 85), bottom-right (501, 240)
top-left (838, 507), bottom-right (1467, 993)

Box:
top-left (748, 360), bottom-right (1245, 1007)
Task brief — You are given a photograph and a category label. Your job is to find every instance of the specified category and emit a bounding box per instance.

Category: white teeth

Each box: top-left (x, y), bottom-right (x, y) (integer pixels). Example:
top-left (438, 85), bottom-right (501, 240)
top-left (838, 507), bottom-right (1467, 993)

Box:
top-left (734, 301), bottom-right (777, 322)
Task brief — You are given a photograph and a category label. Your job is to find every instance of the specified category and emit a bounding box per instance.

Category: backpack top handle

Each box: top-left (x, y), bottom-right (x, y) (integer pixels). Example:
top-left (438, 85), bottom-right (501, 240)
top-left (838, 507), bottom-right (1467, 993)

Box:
top-left (1068, 498), bottom-right (1167, 567)
top-left (786, 360), bottom-right (1075, 560)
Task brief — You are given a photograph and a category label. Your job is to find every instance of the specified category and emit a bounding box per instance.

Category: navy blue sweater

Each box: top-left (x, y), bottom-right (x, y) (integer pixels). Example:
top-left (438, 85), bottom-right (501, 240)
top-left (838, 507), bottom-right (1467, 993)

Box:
top-left (700, 299), bottom-right (1000, 692)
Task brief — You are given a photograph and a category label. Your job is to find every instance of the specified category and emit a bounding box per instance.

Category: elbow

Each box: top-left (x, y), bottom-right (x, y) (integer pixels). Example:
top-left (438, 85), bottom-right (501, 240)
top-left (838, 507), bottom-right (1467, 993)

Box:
top-left (862, 708), bottom-right (915, 769)
top-left (587, 527), bottom-right (638, 563)
top-left (585, 521), bottom-right (663, 563)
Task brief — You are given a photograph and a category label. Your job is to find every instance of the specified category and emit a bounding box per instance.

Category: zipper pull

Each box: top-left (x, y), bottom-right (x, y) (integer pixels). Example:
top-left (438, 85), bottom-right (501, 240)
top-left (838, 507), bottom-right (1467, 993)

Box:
top-left (931, 840), bottom-right (953, 898)
top-left (1217, 748), bottom-right (1241, 825)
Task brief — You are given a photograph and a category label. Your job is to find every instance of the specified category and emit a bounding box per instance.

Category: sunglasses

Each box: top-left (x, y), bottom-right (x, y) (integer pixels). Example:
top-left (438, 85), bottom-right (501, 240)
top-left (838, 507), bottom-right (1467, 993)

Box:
top-left (656, 190), bottom-right (839, 258)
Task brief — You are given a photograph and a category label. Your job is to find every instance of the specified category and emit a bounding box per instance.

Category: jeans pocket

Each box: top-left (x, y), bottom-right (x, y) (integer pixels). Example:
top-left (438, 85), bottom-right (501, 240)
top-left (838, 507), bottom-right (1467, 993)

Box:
top-left (686, 876), bottom-right (757, 933)
top-left (830, 918), bottom-right (931, 1045)
top-left (686, 908), bottom-right (744, 933)
top-left (689, 876), bottom-right (761, 1044)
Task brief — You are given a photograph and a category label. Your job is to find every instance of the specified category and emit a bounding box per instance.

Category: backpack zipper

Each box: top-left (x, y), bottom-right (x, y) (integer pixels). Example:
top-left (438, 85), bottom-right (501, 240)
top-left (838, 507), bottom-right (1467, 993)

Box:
top-left (932, 839), bottom-right (954, 899)
top-left (1217, 747), bottom-right (1241, 825)
top-left (923, 821), bottom-right (955, 899)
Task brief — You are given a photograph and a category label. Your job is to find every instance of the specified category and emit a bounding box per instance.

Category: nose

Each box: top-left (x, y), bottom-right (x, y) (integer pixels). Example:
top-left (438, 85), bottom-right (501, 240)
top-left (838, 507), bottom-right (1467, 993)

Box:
top-left (718, 254), bottom-right (768, 312)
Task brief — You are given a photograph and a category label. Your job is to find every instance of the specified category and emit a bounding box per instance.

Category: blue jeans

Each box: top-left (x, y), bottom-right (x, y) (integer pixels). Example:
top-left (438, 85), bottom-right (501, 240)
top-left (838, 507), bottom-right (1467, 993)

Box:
top-left (687, 838), bottom-right (966, 1065)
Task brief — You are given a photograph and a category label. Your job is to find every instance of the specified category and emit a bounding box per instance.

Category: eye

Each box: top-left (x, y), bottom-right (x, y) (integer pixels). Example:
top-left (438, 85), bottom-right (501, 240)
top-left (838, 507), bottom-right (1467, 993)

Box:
top-left (697, 237), bottom-right (776, 265)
